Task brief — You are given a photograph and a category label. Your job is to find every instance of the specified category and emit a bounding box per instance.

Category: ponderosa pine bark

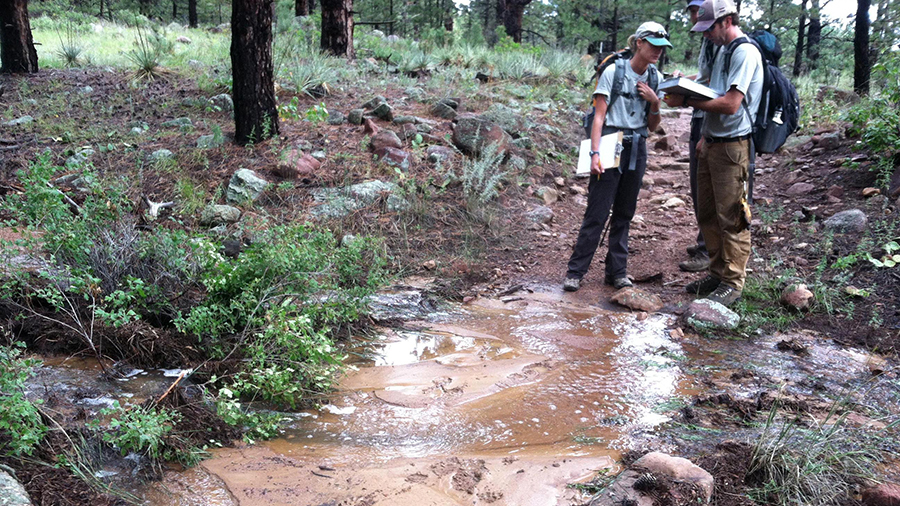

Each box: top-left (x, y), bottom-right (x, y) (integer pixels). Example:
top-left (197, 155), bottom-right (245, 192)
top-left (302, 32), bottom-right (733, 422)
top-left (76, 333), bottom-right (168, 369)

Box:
top-left (496, 0), bottom-right (532, 43)
top-left (854, 0), bottom-right (871, 96)
top-left (0, 0), bottom-right (39, 73)
top-left (189, 0), bottom-right (198, 27)
top-left (231, 0), bottom-right (279, 145)
top-left (296, 0), bottom-right (309, 16)
top-left (321, 0), bottom-right (354, 57)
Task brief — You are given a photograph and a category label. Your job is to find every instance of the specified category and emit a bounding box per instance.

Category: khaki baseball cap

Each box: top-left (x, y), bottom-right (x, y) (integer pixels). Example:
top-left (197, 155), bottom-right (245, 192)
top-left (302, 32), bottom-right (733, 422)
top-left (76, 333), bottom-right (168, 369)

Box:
top-left (691, 0), bottom-right (737, 32)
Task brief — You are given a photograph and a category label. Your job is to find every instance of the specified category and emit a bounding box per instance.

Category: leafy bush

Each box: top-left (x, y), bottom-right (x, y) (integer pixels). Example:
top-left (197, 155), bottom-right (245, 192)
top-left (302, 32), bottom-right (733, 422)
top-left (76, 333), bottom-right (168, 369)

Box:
top-left (89, 401), bottom-right (203, 465)
top-left (0, 343), bottom-right (47, 456)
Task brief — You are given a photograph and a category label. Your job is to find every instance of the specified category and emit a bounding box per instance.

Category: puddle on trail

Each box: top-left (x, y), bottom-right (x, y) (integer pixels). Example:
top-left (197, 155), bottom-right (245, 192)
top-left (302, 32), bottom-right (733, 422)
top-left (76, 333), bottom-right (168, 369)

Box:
top-left (27, 285), bottom-right (891, 505)
top-left (271, 296), bottom-right (695, 463)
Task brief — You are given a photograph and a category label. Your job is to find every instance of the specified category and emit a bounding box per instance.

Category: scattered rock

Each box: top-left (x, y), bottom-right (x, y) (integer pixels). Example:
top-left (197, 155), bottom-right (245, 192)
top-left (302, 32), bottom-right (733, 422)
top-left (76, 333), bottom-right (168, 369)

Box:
top-left (823, 209), bottom-right (867, 233)
top-left (534, 186), bottom-right (559, 205)
top-left (176, 35), bottom-right (192, 44)
top-left (426, 146), bottom-right (455, 164)
top-left (348, 108), bottom-right (365, 125)
top-left (526, 206), bottom-right (554, 224)
top-left (816, 131), bottom-right (842, 150)
top-left (196, 134), bottom-right (224, 149)
top-left (653, 135), bottom-right (677, 152)
top-left (3, 115), bottom-right (33, 126)
top-left (374, 147), bottom-right (411, 171)
top-left (816, 85), bottom-right (859, 104)
top-left (372, 102), bottom-right (394, 122)
top-left (162, 117), bottom-right (193, 128)
top-left (862, 187), bottom-right (881, 198)
top-left (451, 114), bottom-right (512, 157)
top-left (785, 182), bottom-right (815, 196)
top-left (327, 110), bottom-right (345, 125)
top-left (781, 283), bottom-right (814, 311)
top-left (226, 168), bottom-right (268, 204)
top-left (609, 288), bottom-right (664, 312)
top-left (209, 93), bottom-right (233, 111)
top-left (149, 149), bottom-right (174, 163)
top-left (662, 197), bottom-right (685, 208)
top-left (862, 483), bottom-right (900, 506)
top-left (422, 260), bottom-right (437, 270)
top-left (588, 452), bottom-right (713, 506)
top-left (826, 185), bottom-right (844, 198)
top-left (683, 299), bottom-right (740, 330)
top-left (370, 130), bottom-right (403, 152)
top-left (0, 469), bottom-right (31, 506)
top-left (200, 204), bottom-right (241, 226)
top-left (275, 150), bottom-right (321, 180)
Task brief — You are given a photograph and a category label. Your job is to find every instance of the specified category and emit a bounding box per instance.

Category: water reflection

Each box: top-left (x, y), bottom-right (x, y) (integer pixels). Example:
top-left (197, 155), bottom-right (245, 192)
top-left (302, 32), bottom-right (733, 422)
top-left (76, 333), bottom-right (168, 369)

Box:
top-left (278, 299), bottom-right (691, 460)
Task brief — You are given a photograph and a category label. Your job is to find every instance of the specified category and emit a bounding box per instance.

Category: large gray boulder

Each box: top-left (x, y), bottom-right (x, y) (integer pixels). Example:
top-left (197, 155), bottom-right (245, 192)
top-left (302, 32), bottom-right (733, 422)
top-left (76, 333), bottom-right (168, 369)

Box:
top-left (311, 180), bottom-right (409, 219)
top-left (823, 209), bottom-right (867, 233)
top-left (0, 469), bottom-right (31, 506)
top-left (200, 204), bottom-right (241, 226)
top-left (226, 169), bottom-right (268, 204)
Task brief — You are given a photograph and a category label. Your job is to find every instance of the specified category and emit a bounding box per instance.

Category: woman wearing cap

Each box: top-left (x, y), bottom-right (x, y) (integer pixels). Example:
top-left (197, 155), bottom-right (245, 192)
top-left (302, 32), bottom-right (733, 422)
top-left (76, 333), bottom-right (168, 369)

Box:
top-left (563, 22), bottom-right (671, 292)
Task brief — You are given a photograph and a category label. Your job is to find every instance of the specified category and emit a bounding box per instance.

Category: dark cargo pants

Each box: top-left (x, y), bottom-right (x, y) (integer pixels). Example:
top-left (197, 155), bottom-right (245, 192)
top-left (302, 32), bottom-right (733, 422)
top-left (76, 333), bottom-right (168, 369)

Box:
top-left (566, 137), bottom-right (646, 281)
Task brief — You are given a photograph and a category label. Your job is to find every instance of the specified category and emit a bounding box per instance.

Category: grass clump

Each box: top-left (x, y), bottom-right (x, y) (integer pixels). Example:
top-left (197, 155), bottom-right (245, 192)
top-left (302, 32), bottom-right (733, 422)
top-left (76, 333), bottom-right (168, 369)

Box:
top-left (747, 404), bottom-right (886, 505)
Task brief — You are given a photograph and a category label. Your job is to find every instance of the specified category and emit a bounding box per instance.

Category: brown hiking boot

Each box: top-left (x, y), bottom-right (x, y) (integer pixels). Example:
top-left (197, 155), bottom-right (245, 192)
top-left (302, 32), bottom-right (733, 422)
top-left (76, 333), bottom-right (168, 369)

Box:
top-left (706, 284), bottom-right (742, 307)
top-left (679, 254), bottom-right (710, 272)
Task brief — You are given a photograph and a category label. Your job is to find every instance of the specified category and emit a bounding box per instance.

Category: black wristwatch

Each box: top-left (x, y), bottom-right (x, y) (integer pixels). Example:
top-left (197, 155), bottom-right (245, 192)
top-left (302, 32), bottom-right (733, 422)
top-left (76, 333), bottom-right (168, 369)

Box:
top-left (589, 150), bottom-right (600, 156)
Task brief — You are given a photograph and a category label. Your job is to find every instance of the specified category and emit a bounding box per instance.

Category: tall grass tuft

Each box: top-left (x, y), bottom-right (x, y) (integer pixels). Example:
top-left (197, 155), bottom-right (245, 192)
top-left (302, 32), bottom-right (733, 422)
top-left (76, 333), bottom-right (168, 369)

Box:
top-left (747, 400), bottom-right (884, 506)
top-left (125, 26), bottom-right (167, 80)
top-left (55, 22), bottom-right (84, 67)
top-left (460, 142), bottom-right (507, 206)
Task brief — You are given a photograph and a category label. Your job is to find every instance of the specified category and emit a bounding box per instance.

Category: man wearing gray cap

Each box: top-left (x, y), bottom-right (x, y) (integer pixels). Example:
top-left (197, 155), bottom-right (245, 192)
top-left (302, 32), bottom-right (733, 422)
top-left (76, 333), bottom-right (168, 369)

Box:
top-left (663, 0), bottom-right (763, 306)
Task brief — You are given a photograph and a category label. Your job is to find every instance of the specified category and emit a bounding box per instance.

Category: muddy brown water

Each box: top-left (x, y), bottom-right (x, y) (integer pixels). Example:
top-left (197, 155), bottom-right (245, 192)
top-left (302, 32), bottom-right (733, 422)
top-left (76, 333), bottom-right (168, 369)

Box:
top-left (28, 285), bottom-right (890, 506)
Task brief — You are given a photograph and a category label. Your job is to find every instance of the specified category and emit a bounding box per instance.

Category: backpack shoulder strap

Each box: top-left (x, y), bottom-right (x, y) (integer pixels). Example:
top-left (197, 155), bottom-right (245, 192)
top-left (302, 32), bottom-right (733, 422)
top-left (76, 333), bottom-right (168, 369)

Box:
top-left (607, 58), bottom-right (628, 110)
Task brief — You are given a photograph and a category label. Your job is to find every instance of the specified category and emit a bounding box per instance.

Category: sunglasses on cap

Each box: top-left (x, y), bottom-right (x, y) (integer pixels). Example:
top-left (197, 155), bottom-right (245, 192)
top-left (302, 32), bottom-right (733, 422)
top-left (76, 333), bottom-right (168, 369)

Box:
top-left (643, 31), bottom-right (669, 39)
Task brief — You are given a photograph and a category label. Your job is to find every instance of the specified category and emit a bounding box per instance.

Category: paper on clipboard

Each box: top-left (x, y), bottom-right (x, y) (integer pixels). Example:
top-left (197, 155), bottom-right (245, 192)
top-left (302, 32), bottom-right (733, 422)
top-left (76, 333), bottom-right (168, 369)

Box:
top-left (576, 132), bottom-right (624, 175)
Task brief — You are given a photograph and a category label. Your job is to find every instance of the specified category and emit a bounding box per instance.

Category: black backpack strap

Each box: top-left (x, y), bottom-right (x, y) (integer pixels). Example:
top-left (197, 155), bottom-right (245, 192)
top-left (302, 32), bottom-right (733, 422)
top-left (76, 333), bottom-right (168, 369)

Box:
top-left (607, 58), bottom-right (628, 110)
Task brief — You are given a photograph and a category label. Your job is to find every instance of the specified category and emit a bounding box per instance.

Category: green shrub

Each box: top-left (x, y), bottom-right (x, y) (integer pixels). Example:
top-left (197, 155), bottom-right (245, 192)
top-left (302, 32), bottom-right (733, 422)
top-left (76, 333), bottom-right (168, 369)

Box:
top-left (0, 343), bottom-right (47, 457)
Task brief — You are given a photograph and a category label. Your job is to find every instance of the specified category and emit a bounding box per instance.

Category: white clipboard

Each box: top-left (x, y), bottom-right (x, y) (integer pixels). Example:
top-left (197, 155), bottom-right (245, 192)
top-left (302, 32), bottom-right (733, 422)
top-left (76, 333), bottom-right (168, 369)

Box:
top-left (576, 132), bottom-right (624, 175)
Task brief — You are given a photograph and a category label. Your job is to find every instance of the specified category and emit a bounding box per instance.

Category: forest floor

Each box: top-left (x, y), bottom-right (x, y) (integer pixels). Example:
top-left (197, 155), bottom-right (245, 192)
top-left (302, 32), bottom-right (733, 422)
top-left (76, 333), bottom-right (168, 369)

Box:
top-left (0, 68), bottom-right (899, 505)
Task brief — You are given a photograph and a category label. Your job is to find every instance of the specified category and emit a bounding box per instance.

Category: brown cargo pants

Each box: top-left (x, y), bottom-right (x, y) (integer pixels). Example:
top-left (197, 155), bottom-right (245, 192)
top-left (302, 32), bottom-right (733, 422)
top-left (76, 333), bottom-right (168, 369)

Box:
top-left (696, 139), bottom-right (752, 290)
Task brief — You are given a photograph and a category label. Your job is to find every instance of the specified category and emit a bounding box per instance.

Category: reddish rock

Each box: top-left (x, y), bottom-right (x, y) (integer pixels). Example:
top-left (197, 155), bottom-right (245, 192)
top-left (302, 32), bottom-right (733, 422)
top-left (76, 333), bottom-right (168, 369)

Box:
top-left (781, 283), bottom-right (814, 310)
top-left (826, 185), bottom-right (844, 198)
top-left (451, 113), bottom-right (511, 157)
top-left (653, 135), bottom-right (677, 152)
top-left (862, 483), bottom-right (900, 506)
top-left (274, 150), bottom-right (321, 179)
top-left (786, 182), bottom-right (815, 196)
top-left (363, 118), bottom-right (379, 135)
top-left (374, 147), bottom-right (410, 170)
top-left (370, 130), bottom-right (403, 152)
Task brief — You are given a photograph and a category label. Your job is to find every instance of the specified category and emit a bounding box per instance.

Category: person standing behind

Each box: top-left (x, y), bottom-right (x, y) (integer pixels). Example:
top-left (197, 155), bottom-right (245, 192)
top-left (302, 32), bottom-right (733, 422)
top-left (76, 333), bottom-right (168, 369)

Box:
top-left (563, 22), bottom-right (670, 292)
top-left (677, 0), bottom-right (716, 274)
top-left (663, 0), bottom-right (763, 306)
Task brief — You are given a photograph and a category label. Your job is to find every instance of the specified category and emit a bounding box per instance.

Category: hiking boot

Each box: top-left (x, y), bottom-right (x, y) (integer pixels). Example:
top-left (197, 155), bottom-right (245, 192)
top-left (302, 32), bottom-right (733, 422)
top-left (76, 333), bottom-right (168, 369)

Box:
top-left (679, 254), bottom-right (710, 272)
top-left (563, 277), bottom-right (582, 292)
top-left (685, 275), bottom-right (720, 296)
top-left (705, 284), bottom-right (742, 307)
top-left (605, 275), bottom-right (633, 289)
top-left (686, 244), bottom-right (700, 256)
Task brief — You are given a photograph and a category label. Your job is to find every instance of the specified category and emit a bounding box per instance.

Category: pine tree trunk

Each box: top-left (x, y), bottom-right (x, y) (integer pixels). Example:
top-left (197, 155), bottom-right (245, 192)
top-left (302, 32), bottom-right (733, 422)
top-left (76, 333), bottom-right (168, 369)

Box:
top-left (320, 0), bottom-right (354, 57)
top-left (0, 0), bottom-right (39, 74)
top-left (792, 0), bottom-right (807, 77)
top-left (173, 0), bottom-right (178, 21)
top-left (296, 0), bottom-right (309, 16)
top-left (854, 0), bottom-right (871, 96)
top-left (231, 0), bottom-right (279, 145)
top-left (496, 0), bottom-right (532, 43)
top-left (805, 0), bottom-right (821, 72)
top-left (189, 0), bottom-right (198, 27)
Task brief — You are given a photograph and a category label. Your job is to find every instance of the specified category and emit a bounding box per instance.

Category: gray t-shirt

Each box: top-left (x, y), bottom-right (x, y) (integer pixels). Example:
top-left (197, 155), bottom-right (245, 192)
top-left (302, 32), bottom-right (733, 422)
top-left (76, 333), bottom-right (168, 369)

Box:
top-left (692, 37), bottom-right (716, 120)
top-left (702, 38), bottom-right (763, 138)
top-left (593, 60), bottom-right (662, 131)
